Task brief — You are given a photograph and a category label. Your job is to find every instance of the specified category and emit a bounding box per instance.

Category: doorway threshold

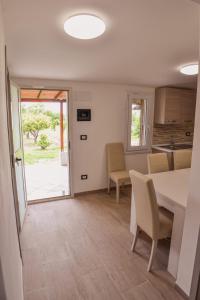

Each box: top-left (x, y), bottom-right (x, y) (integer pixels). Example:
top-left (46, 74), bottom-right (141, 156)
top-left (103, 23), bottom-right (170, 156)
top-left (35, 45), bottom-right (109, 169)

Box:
top-left (28, 195), bottom-right (72, 205)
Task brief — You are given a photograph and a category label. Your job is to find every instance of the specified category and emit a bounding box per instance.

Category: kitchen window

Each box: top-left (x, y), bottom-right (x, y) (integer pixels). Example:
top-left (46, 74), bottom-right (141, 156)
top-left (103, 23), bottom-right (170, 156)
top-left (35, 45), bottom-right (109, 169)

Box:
top-left (127, 94), bottom-right (152, 152)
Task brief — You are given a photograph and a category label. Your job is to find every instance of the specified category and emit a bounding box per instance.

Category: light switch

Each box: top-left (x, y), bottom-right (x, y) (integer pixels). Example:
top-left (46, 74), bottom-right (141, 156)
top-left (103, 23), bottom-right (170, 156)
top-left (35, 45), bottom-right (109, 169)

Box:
top-left (80, 135), bottom-right (87, 140)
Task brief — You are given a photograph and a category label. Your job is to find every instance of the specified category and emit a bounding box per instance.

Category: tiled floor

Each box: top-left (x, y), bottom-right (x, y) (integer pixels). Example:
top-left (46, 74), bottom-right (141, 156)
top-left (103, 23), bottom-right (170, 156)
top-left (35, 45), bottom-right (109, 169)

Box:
top-left (25, 160), bottom-right (69, 201)
top-left (21, 188), bottom-right (184, 300)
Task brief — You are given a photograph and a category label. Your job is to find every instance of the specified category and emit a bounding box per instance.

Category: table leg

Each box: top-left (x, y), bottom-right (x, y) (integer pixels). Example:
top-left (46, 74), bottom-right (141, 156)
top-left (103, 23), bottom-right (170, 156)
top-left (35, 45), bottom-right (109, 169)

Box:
top-left (168, 205), bottom-right (185, 278)
top-left (130, 193), bottom-right (136, 233)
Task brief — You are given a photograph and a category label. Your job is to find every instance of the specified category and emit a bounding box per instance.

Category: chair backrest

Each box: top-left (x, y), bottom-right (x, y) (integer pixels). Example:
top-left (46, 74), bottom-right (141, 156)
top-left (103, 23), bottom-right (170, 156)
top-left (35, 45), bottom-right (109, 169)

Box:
top-left (106, 143), bottom-right (126, 173)
top-left (173, 149), bottom-right (192, 170)
top-left (147, 153), bottom-right (169, 174)
top-left (130, 170), bottom-right (159, 240)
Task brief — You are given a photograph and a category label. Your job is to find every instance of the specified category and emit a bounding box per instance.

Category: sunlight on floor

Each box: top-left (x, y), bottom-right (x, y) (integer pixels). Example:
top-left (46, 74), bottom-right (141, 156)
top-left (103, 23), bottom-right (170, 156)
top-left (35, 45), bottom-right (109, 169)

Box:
top-left (25, 159), bottom-right (69, 201)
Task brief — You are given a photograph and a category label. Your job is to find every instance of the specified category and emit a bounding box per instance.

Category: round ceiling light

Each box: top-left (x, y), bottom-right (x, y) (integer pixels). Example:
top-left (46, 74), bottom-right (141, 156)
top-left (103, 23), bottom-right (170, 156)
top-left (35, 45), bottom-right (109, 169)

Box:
top-left (180, 64), bottom-right (199, 75)
top-left (64, 14), bottom-right (106, 39)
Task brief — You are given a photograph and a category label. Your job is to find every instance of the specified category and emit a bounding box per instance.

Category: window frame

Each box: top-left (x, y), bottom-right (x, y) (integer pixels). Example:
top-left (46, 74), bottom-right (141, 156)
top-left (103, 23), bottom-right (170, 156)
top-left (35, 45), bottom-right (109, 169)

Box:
top-left (126, 93), bottom-right (152, 153)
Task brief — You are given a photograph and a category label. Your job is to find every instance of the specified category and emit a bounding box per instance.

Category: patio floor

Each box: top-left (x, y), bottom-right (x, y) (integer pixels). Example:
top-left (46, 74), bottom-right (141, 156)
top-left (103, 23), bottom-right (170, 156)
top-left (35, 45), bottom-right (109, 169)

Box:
top-left (25, 159), bottom-right (70, 201)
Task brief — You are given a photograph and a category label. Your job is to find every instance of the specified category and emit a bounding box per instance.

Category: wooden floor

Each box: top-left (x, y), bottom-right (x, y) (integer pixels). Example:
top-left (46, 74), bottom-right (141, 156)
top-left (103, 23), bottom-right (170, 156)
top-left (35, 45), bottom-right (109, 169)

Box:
top-left (21, 188), bottom-right (184, 300)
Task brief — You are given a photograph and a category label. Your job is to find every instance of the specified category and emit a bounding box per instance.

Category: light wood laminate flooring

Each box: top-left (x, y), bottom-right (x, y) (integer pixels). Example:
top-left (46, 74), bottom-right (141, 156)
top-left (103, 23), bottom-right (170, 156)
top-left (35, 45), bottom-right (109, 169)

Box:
top-left (21, 188), bottom-right (184, 300)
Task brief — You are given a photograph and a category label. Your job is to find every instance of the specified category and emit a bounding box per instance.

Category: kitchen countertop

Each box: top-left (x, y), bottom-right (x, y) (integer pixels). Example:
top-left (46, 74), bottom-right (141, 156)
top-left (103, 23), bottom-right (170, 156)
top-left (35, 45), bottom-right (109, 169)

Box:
top-left (152, 142), bottom-right (193, 153)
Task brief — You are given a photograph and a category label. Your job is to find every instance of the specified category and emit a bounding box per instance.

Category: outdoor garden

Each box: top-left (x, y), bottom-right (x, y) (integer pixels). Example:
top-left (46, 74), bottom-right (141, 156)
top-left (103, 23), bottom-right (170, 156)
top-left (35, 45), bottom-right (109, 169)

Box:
top-left (131, 104), bottom-right (142, 146)
top-left (21, 103), bottom-right (69, 200)
top-left (21, 103), bottom-right (67, 165)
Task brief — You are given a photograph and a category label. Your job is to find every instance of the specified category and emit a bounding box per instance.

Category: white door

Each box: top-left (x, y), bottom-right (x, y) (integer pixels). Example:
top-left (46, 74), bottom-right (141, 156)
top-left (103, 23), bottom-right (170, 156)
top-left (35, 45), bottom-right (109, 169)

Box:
top-left (10, 84), bottom-right (27, 227)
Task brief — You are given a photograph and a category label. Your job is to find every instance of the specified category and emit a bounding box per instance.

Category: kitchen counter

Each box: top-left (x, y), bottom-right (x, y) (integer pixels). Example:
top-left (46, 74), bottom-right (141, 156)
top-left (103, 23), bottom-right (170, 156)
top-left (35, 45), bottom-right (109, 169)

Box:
top-left (152, 142), bottom-right (193, 153)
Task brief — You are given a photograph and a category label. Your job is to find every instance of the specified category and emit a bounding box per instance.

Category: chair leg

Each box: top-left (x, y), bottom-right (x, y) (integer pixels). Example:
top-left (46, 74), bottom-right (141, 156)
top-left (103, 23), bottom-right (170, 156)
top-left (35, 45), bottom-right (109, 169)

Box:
top-left (116, 182), bottom-right (120, 203)
top-left (131, 225), bottom-right (139, 252)
top-left (147, 240), bottom-right (157, 272)
top-left (107, 177), bottom-right (111, 193)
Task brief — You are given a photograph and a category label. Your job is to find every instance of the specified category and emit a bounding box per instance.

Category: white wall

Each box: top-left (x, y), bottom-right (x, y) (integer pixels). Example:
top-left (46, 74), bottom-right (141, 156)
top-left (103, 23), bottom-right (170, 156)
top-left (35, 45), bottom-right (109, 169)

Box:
top-left (14, 78), bottom-right (155, 194)
top-left (176, 7), bottom-right (200, 297)
top-left (0, 2), bottom-right (24, 300)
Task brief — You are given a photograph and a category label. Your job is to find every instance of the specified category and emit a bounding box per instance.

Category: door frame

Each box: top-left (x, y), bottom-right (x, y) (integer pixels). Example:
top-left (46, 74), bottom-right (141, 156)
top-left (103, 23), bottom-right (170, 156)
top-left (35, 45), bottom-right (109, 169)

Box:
top-left (5, 48), bottom-right (24, 258)
top-left (6, 80), bottom-right (28, 232)
top-left (5, 69), bottom-right (21, 235)
top-left (11, 81), bottom-right (28, 223)
top-left (19, 86), bottom-right (74, 203)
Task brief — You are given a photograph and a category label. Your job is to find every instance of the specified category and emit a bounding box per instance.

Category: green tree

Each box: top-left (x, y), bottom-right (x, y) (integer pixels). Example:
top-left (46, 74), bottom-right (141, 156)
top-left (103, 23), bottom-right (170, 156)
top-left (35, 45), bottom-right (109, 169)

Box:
top-left (28, 104), bottom-right (45, 114)
top-left (45, 111), bottom-right (60, 130)
top-left (22, 113), bottom-right (51, 143)
top-left (21, 105), bottom-right (27, 114)
top-left (132, 113), bottom-right (140, 138)
top-left (37, 134), bottom-right (50, 150)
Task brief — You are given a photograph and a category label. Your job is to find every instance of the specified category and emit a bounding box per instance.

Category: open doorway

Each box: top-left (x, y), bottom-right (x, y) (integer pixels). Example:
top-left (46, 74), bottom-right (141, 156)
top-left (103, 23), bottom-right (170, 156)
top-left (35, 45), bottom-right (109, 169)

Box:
top-left (20, 88), bottom-right (71, 202)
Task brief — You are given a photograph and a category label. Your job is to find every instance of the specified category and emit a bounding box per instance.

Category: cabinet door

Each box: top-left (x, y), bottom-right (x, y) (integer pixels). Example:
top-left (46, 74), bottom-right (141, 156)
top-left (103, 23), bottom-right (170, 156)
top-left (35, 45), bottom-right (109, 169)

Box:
top-left (164, 88), bottom-right (181, 124)
top-left (181, 90), bottom-right (196, 123)
top-left (154, 87), bottom-right (196, 125)
top-left (154, 88), bottom-right (166, 124)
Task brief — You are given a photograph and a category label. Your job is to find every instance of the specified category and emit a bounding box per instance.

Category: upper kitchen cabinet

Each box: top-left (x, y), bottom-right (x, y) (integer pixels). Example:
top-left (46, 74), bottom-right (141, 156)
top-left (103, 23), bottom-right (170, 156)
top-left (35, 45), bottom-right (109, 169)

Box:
top-left (154, 87), bottom-right (196, 124)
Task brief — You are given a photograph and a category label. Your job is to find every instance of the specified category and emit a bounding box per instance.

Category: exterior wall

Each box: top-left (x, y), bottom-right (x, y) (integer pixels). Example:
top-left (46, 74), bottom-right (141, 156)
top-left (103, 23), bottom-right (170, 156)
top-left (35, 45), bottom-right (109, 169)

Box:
top-left (14, 78), bottom-right (155, 193)
top-left (0, 1), bottom-right (24, 300)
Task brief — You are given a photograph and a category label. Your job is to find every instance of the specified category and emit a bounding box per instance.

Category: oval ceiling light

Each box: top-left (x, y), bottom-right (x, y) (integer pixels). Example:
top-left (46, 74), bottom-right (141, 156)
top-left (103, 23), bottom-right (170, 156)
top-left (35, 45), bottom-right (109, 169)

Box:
top-left (64, 14), bottom-right (106, 39)
top-left (180, 64), bottom-right (199, 75)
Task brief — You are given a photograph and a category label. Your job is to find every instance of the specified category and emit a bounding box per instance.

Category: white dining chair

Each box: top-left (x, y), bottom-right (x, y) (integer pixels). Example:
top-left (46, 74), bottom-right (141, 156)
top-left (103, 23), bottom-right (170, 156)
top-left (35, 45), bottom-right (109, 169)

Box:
top-left (106, 143), bottom-right (130, 203)
top-left (147, 153), bottom-right (169, 174)
top-left (173, 149), bottom-right (192, 170)
top-left (130, 170), bottom-right (173, 272)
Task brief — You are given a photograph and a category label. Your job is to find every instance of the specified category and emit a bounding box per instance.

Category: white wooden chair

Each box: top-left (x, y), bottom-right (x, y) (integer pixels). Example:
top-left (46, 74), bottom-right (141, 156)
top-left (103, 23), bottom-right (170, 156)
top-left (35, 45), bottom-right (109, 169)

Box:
top-left (147, 153), bottom-right (169, 174)
top-left (173, 149), bottom-right (192, 170)
top-left (106, 143), bottom-right (130, 203)
top-left (130, 170), bottom-right (173, 271)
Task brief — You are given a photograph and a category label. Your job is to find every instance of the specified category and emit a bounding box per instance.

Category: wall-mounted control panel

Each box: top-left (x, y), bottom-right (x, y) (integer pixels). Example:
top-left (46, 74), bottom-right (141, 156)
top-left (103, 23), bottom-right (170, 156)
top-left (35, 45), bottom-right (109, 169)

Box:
top-left (77, 109), bottom-right (91, 121)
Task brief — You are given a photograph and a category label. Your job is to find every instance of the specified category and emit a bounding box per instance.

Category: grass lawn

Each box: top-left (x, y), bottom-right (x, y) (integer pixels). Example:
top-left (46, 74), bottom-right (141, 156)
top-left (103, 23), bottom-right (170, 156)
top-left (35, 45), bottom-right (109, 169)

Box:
top-left (24, 146), bottom-right (60, 165)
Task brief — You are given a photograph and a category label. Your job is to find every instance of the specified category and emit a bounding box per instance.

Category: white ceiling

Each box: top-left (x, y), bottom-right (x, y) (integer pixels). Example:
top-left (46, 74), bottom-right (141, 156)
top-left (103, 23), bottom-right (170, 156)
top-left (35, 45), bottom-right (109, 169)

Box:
top-left (3, 0), bottom-right (199, 87)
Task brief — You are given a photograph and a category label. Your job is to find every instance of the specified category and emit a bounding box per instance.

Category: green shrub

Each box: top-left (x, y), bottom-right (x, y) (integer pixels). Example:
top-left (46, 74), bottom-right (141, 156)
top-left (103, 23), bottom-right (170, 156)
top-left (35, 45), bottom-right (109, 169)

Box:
top-left (37, 134), bottom-right (50, 150)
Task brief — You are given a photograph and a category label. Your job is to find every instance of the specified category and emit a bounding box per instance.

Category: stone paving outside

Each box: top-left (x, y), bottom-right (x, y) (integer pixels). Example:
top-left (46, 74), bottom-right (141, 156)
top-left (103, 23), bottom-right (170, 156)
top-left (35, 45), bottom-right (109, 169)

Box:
top-left (25, 159), bottom-right (69, 201)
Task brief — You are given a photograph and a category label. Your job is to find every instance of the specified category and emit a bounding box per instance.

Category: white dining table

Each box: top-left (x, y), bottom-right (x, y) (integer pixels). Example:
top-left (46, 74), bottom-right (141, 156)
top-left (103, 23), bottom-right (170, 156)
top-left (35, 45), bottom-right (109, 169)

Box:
top-left (130, 168), bottom-right (190, 279)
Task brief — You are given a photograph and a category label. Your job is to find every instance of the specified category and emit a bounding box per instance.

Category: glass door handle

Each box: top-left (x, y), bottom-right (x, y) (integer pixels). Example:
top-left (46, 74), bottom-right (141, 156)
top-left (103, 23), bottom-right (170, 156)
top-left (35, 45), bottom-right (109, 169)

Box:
top-left (15, 157), bottom-right (22, 162)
